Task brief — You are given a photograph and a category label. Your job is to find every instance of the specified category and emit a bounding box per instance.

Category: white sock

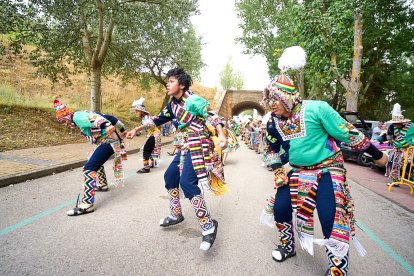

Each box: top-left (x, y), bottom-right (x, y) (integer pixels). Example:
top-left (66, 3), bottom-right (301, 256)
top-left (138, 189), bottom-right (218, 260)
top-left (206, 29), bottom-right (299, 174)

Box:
top-left (272, 250), bottom-right (282, 261)
top-left (200, 241), bottom-right (211, 251)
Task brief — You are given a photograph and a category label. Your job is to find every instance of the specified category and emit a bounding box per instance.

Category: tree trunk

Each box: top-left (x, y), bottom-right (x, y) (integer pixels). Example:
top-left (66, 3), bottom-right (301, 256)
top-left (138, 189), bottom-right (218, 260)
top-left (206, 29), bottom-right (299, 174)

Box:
top-left (90, 67), bottom-right (102, 112)
top-left (295, 70), bottom-right (305, 99)
top-left (346, 8), bottom-right (363, 112)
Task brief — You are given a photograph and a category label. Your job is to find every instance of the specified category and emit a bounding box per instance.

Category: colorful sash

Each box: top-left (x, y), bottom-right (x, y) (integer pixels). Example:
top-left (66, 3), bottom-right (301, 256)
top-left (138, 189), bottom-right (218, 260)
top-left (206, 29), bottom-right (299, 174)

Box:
top-left (170, 94), bottom-right (212, 185)
top-left (289, 164), bottom-right (360, 258)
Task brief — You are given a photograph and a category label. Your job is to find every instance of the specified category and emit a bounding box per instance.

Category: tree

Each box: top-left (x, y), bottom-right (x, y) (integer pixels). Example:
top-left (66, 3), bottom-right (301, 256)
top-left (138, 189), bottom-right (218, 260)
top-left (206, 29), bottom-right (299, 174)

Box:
top-left (2, 0), bottom-right (202, 112)
top-left (236, 0), bottom-right (414, 115)
top-left (233, 71), bottom-right (244, 90)
top-left (219, 59), bottom-right (244, 90)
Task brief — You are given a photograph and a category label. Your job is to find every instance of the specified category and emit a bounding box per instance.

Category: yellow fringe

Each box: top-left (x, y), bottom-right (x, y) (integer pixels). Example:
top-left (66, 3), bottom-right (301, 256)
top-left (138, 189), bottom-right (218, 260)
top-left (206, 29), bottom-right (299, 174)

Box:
top-left (209, 173), bottom-right (228, 196)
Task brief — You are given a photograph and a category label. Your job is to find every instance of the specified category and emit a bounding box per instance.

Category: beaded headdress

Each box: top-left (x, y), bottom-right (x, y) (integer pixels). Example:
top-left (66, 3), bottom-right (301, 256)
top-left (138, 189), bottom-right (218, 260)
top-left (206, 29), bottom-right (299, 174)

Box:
top-left (264, 46), bottom-right (306, 112)
top-left (53, 99), bottom-right (74, 123)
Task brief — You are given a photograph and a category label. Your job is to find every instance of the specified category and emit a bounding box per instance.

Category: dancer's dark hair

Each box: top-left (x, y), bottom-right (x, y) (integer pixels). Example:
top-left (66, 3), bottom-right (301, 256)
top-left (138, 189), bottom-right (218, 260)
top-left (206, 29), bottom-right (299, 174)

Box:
top-left (166, 68), bottom-right (193, 90)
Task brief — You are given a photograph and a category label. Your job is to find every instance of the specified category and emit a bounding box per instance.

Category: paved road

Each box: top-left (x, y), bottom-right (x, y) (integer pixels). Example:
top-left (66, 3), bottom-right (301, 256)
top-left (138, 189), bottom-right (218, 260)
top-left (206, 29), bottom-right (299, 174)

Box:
top-left (1, 143), bottom-right (413, 275)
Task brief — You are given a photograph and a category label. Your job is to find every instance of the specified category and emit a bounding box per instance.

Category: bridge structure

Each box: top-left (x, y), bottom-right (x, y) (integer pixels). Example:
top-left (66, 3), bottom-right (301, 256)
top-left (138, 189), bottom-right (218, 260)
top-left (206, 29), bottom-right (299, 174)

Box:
top-left (216, 89), bottom-right (265, 119)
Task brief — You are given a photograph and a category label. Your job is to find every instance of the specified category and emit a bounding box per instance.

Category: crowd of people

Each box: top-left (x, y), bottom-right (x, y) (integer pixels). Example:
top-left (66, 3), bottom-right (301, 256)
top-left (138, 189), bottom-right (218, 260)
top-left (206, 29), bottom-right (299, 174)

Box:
top-left (52, 46), bottom-right (413, 275)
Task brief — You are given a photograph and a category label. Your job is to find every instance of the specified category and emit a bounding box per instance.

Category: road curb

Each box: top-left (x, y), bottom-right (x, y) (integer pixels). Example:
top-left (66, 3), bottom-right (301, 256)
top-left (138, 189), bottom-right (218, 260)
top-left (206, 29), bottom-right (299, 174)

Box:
top-left (0, 139), bottom-right (172, 188)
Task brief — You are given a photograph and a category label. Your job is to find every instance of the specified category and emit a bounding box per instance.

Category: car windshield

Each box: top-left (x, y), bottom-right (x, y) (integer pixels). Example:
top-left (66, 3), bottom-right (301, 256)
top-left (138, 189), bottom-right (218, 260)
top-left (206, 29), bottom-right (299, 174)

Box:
top-left (344, 114), bottom-right (359, 124)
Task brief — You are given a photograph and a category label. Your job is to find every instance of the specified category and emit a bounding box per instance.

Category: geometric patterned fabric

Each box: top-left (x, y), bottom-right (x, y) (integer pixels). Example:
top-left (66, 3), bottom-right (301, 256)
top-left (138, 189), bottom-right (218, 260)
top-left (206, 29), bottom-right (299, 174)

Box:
top-left (96, 166), bottom-right (108, 188)
top-left (81, 169), bottom-right (96, 205)
top-left (276, 221), bottom-right (295, 254)
top-left (152, 133), bottom-right (162, 164)
top-left (168, 188), bottom-right (182, 218)
top-left (190, 194), bottom-right (213, 232)
top-left (143, 159), bottom-right (150, 170)
top-left (289, 166), bottom-right (356, 258)
top-left (326, 248), bottom-right (349, 276)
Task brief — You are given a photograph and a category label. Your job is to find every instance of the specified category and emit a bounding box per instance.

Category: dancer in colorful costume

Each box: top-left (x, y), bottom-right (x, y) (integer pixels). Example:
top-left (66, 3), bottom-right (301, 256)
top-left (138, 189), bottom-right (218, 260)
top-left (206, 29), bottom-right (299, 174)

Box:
top-left (131, 98), bottom-right (162, 173)
top-left (126, 68), bottom-right (227, 250)
top-left (260, 47), bottom-right (387, 275)
top-left (385, 103), bottom-right (414, 186)
top-left (263, 102), bottom-right (290, 172)
top-left (53, 99), bottom-right (127, 216)
top-left (222, 127), bottom-right (240, 166)
top-left (260, 104), bottom-right (290, 223)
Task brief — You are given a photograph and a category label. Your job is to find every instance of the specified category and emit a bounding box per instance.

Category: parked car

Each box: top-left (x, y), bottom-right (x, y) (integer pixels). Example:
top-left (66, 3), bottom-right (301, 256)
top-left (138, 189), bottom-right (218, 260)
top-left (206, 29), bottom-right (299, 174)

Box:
top-left (339, 111), bottom-right (372, 166)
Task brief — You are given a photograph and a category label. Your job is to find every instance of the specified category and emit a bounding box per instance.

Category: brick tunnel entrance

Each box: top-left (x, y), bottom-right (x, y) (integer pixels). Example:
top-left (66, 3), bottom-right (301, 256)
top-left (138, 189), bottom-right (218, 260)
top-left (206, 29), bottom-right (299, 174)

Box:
top-left (231, 101), bottom-right (265, 116)
top-left (217, 90), bottom-right (266, 118)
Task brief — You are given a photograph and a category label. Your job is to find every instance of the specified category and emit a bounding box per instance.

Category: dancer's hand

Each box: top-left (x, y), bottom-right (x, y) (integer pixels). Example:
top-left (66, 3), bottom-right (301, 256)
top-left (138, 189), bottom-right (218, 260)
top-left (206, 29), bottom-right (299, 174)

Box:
top-left (274, 168), bottom-right (288, 189)
top-left (218, 134), bottom-right (227, 148)
top-left (125, 129), bottom-right (137, 139)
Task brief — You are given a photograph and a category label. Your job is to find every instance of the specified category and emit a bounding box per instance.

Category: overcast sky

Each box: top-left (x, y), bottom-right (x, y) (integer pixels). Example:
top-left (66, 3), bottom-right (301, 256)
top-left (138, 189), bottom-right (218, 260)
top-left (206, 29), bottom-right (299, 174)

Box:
top-left (190, 0), bottom-right (270, 90)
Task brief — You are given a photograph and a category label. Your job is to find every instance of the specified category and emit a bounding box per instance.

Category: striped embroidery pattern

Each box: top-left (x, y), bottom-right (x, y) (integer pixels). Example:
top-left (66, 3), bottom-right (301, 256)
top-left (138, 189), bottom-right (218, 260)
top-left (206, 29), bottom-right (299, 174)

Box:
top-left (289, 167), bottom-right (354, 246)
top-left (188, 131), bottom-right (207, 179)
top-left (170, 91), bottom-right (213, 182)
top-left (170, 91), bottom-right (205, 132)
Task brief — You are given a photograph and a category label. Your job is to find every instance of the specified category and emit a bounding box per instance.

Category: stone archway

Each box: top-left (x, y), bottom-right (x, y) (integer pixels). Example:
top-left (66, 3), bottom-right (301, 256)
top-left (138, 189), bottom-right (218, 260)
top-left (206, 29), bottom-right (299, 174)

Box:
top-left (216, 89), bottom-right (265, 118)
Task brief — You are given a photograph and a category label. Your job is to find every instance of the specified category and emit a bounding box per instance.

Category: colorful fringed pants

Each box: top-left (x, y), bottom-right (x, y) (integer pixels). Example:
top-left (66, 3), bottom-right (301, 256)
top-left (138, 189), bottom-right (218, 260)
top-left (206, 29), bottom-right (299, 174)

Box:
top-left (164, 152), bottom-right (214, 233)
top-left (273, 172), bottom-right (352, 274)
top-left (82, 143), bottom-right (115, 205)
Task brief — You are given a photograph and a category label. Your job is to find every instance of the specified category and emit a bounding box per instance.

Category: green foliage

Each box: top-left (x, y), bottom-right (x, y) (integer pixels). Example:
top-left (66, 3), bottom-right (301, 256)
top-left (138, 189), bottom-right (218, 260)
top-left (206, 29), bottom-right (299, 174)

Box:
top-left (219, 61), bottom-right (233, 90)
top-left (219, 59), bottom-right (244, 90)
top-left (110, 1), bottom-right (203, 87)
top-left (1, 0), bottom-right (203, 110)
top-left (240, 109), bottom-right (253, 117)
top-left (236, 0), bottom-right (414, 119)
top-left (233, 71), bottom-right (244, 90)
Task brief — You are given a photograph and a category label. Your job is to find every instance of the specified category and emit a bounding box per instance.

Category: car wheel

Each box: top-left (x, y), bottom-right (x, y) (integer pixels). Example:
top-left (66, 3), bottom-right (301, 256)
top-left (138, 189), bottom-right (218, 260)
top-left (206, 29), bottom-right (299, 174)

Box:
top-left (357, 152), bottom-right (371, 167)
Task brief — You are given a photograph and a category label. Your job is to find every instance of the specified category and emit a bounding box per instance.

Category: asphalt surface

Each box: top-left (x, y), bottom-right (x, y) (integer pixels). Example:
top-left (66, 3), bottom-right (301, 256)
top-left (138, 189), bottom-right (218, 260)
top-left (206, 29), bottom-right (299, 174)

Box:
top-left (1, 143), bottom-right (413, 275)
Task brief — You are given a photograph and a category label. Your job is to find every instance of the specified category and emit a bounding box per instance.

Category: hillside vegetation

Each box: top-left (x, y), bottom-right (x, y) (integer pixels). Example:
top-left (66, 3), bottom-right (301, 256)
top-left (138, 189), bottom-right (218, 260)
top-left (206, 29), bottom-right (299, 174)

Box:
top-left (0, 53), bottom-right (218, 151)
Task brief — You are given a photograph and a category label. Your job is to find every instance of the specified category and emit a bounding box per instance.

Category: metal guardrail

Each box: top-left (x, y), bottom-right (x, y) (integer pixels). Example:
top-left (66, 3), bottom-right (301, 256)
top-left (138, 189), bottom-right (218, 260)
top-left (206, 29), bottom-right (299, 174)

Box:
top-left (388, 146), bottom-right (414, 195)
